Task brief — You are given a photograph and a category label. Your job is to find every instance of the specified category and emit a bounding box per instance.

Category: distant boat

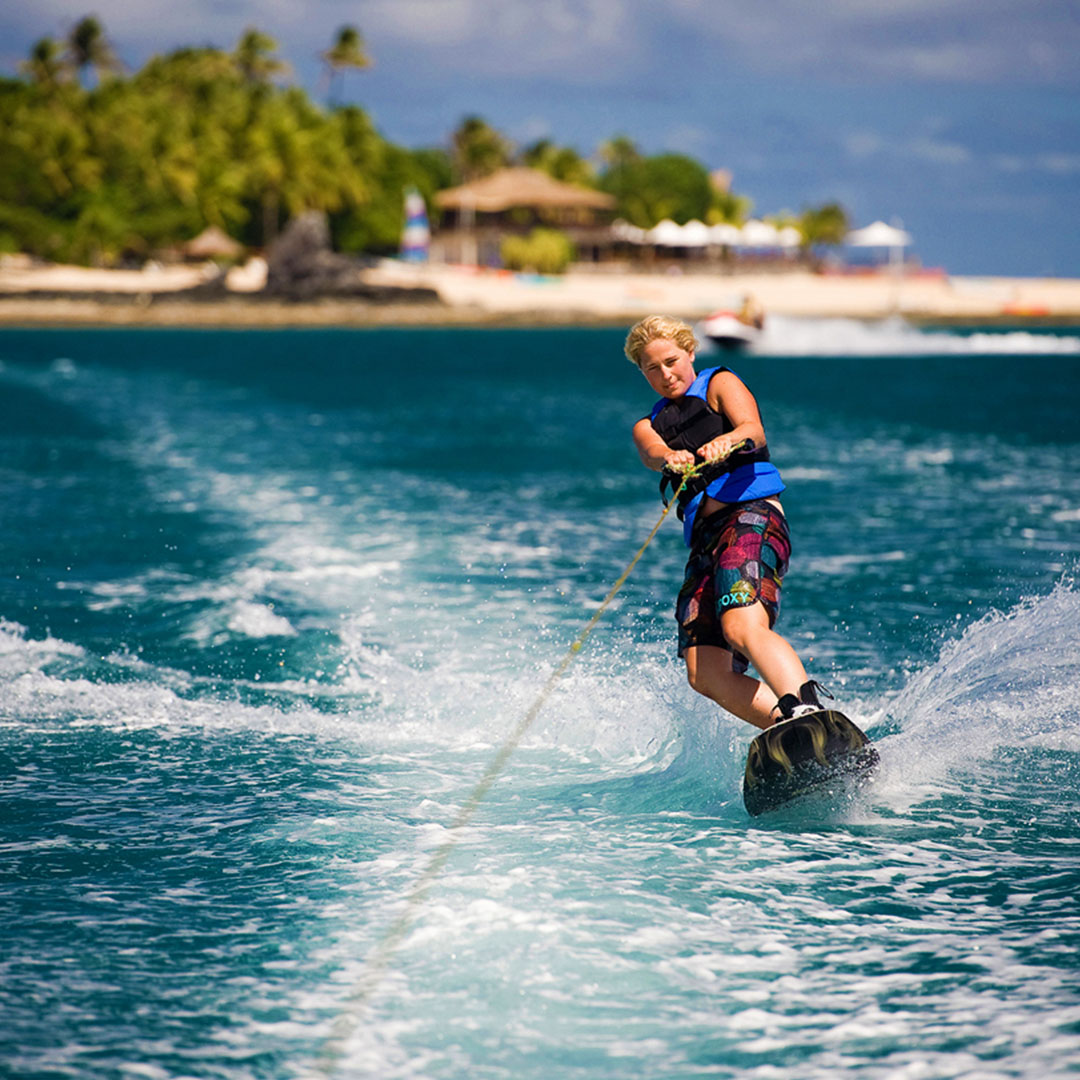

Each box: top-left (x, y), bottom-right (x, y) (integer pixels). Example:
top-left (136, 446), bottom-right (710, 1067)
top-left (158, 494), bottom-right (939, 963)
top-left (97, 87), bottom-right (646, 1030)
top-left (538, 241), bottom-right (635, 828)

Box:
top-left (699, 306), bottom-right (763, 351)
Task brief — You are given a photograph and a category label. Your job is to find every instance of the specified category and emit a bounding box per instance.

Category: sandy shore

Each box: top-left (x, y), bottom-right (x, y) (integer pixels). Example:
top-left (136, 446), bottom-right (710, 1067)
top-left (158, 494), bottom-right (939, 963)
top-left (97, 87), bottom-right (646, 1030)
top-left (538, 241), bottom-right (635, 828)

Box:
top-left (369, 263), bottom-right (1080, 323)
top-left (2, 259), bottom-right (1079, 328)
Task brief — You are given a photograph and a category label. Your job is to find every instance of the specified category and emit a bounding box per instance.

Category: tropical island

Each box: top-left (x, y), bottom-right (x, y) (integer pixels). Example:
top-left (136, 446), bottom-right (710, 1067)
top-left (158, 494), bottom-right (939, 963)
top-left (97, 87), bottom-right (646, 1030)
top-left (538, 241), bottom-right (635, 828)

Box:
top-left (2, 17), bottom-right (1077, 327)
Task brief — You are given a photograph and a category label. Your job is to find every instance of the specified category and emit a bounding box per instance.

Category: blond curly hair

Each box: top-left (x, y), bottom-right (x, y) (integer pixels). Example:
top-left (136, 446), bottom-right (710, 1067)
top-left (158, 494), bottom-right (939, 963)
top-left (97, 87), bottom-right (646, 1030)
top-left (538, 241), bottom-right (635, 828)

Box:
top-left (623, 315), bottom-right (698, 368)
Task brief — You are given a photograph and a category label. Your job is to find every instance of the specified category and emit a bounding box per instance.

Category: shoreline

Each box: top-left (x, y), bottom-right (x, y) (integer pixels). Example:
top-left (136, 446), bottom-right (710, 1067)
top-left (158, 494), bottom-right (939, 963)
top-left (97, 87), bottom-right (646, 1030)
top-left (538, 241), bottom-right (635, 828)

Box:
top-left (3, 261), bottom-right (1080, 329)
top-left (2, 297), bottom-right (1080, 331)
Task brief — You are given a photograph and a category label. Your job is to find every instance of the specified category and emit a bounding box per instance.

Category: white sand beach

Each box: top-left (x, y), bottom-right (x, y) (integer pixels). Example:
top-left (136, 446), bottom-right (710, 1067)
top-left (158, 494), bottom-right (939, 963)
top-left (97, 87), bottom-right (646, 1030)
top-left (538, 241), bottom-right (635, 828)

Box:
top-left (1, 256), bottom-right (1079, 326)
top-left (366, 261), bottom-right (1080, 322)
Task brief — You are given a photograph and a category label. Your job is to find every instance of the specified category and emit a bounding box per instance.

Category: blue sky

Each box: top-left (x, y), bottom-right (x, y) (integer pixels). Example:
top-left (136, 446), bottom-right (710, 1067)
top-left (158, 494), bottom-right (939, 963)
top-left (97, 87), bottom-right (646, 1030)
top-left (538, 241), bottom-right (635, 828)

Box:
top-left (3, 0), bottom-right (1078, 276)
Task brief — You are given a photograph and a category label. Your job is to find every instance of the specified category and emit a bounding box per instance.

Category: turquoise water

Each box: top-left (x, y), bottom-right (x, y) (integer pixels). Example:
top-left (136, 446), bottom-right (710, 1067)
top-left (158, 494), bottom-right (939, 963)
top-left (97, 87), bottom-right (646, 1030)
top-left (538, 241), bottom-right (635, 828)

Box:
top-left (2, 321), bottom-right (1080, 1079)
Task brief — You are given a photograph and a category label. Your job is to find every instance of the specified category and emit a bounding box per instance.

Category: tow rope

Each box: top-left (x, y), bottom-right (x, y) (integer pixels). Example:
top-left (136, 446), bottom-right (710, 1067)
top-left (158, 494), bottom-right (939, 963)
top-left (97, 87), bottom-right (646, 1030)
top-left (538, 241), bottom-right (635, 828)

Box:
top-left (317, 443), bottom-right (750, 1073)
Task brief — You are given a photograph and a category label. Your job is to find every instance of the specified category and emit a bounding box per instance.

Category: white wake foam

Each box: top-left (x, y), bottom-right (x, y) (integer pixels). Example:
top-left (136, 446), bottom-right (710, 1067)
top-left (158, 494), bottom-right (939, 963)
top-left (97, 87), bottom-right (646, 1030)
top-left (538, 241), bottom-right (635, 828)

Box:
top-left (746, 316), bottom-right (1080, 357)
top-left (869, 577), bottom-right (1080, 807)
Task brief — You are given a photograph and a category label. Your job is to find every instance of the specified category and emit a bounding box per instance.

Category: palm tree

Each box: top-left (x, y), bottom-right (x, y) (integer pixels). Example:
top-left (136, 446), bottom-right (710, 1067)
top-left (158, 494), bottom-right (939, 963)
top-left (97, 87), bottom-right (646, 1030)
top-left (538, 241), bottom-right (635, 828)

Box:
top-left (66, 16), bottom-right (120, 88)
top-left (521, 139), bottom-right (555, 170)
top-left (3, 89), bottom-right (98, 204)
top-left (708, 189), bottom-right (753, 227)
top-left (20, 38), bottom-right (69, 89)
top-left (598, 134), bottom-right (640, 173)
top-left (233, 27), bottom-right (291, 84)
top-left (242, 90), bottom-right (365, 246)
top-left (521, 140), bottom-right (594, 186)
top-left (451, 115), bottom-right (511, 182)
top-left (322, 25), bottom-right (371, 104)
top-left (799, 202), bottom-right (849, 252)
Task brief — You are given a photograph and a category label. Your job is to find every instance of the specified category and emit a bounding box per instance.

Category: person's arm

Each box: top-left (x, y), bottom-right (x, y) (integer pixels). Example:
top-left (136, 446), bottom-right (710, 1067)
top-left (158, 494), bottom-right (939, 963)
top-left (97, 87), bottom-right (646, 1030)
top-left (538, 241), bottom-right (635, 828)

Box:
top-left (632, 417), bottom-right (695, 473)
top-left (697, 371), bottom-right (767, 462)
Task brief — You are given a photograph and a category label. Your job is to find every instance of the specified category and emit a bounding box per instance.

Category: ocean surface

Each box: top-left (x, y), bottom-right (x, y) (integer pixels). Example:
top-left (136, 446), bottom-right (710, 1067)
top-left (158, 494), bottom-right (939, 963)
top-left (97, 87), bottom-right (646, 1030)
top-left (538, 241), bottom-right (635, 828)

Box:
top-left (2, 318), bottom-right (1079, 1079)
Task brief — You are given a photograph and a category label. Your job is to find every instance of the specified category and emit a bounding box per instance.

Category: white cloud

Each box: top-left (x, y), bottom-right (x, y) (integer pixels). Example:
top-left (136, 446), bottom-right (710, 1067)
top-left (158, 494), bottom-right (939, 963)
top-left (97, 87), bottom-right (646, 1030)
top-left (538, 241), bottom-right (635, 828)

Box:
top-left (907, 136), bottom-right (971, 166)
top-left (511, 116), bottom-right (555, 146)
top-left (361, 0), bottom-right (631, 75)
top-left (1037, 153), bottom-right (1080, 175)
top-left (841, 124), bottom-right (974, 169)
top-left (362, 0), bottom-right (479, 48)
top-left (663, 123), bottom-right (711, 157)
top-left (6, 0), bottom-right (1079, 89)
top-left (843, 132), bottom-right (885, 160)
top-left (992, 155), bottom-right (1027, 174)
top-left (990, 152), bottom-right (1080, 176)
top-left (650, 0), bottom-right (1080, 86)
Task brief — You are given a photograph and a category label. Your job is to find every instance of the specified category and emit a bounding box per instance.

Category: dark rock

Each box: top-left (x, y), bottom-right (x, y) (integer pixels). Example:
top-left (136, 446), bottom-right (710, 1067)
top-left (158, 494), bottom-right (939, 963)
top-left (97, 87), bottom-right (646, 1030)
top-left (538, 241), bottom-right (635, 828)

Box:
top-left (263, 211), bottom-right (440, 304)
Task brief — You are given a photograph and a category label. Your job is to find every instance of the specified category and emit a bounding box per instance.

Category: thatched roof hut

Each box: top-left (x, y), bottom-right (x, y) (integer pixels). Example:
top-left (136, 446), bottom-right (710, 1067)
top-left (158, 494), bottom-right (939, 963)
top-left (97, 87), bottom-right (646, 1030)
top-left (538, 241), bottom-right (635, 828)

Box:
top-left (435, 168), bottom-right (615, 213)
top-left (432, 168), bottom-right (616, 265)
top-left (183, 226), bottom-right (243, 260)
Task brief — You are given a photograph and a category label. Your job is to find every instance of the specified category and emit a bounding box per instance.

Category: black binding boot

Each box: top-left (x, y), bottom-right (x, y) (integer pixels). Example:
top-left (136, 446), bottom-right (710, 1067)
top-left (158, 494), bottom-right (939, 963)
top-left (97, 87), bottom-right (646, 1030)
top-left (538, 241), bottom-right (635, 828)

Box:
top-left (798, 679), bottom-right (833, 712)
top-left (773, 680), bottom-right (834, 724)
top-left (773, 693), bottom-right (800, 722)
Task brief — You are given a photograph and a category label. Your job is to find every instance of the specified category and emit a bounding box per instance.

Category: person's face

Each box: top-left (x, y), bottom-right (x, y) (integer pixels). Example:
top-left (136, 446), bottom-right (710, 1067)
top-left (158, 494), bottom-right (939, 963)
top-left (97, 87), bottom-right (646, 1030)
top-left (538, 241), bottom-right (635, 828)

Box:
top-left (639, 338), bottom-right (696, 399)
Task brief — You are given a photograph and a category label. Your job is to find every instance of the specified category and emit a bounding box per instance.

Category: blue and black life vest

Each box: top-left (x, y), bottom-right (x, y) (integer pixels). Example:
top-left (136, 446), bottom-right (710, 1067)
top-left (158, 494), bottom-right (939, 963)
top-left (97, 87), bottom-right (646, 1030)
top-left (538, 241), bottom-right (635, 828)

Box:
top-left (648, 366), bottom-right (785, 545)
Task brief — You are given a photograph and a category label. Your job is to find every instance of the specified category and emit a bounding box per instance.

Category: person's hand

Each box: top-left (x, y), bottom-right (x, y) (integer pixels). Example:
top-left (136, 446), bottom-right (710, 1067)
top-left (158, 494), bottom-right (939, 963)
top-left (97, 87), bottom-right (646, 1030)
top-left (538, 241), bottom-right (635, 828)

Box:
top-left (662, 449), bottom-right (697, 473)
top-left (697, 436), bottom-right (735, 463)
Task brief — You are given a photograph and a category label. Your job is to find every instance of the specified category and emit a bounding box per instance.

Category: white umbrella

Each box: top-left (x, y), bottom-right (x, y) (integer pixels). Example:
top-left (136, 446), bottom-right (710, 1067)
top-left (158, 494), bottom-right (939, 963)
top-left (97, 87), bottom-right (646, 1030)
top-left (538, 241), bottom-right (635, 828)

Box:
top-left (708, 222), bottom-right (741, 246)
top-left (845, 220), bottom-right (913, 269)
top-left (845, 220), bottom-right (912, 247)
top-left (646, 219), bottom-right (688, 246)
top-left (611, 219), bottom-right (648, 244)
top-left (678, 219), bottom-right (711, 247)
top-left (776, 225), bottom-right (803, 249)
top-left (738, 219), bottom-right (780, 248)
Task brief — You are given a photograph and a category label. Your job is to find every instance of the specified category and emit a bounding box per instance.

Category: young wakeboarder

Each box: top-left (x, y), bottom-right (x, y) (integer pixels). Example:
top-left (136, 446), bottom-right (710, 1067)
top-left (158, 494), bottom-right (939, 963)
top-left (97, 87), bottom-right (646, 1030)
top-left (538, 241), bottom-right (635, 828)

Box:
top-left (626, 314), bottom-right (832, 730)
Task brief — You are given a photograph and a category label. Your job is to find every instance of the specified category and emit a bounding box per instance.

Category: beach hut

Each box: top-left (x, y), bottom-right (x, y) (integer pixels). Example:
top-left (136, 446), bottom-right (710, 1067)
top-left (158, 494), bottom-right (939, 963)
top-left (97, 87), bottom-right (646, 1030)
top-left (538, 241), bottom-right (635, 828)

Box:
top-left (432, 167), bottom-right (616, 266)
top-left (182, 226), bottom-right (243, 261)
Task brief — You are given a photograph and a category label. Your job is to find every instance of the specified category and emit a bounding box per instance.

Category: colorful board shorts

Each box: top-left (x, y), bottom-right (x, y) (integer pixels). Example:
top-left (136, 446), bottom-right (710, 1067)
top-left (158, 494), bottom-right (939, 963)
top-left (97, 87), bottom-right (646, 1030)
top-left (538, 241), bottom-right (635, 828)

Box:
top-left (675, 498), bottom-right (791, 672)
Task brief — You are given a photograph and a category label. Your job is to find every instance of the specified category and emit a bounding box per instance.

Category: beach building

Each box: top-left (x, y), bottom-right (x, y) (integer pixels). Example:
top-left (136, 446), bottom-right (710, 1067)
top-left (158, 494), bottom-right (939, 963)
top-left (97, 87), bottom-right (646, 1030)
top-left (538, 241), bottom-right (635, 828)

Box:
top-left (431, 167), bottom-right (616, 266)
top-left (181, 226), bottom-right (244, 261)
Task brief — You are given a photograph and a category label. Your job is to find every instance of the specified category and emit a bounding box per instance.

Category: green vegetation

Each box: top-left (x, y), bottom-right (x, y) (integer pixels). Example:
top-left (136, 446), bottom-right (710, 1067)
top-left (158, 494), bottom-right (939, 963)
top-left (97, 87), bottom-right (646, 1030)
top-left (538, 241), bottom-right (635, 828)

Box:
top-left (501, 228), bottom-right (575, 274)
top-left (65, 15), bottom-right (121, 88)
top-left (797, 202), bottom-right (850, 252)
top-left (321, 25), bottom-right (372, 105)
top-left (521, 139), bottom-right (595, 187)
top-left (1, 17), bottom-right (851, 266)
top-left (451, 115), bottom-right (513, 183)
top-left (600, 149), bottom-right (716, 227)
top-left (0, 22), bottom-right (449, 262)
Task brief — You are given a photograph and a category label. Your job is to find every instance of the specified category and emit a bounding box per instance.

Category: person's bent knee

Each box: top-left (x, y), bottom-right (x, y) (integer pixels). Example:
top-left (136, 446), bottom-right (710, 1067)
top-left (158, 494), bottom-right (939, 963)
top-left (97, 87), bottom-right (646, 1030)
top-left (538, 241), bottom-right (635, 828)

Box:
top-left (720, 602), bottom-right (767, 652)
top-left (720, 613), bottom-right (752, 652)
top-left (684, 645), bottom-right (731, 698)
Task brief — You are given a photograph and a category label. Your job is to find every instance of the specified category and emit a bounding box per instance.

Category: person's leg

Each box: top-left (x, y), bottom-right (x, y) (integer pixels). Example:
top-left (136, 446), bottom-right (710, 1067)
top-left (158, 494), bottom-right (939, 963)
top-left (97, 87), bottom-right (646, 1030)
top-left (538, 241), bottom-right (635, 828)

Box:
top-left (719, 600), bottom-right (807, 703)
top-left (684, 644), bottom-right (777, 729)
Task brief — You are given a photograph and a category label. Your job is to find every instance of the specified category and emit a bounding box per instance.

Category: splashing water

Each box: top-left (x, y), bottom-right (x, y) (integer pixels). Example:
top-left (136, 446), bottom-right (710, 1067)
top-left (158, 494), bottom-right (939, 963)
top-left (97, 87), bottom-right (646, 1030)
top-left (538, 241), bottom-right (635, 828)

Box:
top-left (738, 315), bottom-right (1080, 357)
top-left (2, 327), bottom-right (1080, 1078)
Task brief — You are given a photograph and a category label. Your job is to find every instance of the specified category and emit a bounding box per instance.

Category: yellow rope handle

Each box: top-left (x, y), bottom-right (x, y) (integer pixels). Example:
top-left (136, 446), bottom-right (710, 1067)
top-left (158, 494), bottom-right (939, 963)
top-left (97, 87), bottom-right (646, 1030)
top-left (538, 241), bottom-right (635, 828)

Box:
top-left (317, 444), bottom-right (747, 1072)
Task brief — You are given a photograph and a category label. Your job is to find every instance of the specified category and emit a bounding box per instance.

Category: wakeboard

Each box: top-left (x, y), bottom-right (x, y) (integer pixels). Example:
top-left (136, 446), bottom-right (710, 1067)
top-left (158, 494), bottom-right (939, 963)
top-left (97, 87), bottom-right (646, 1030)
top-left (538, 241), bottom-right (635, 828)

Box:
top-left (743, 709), bottom-right (879, 817)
